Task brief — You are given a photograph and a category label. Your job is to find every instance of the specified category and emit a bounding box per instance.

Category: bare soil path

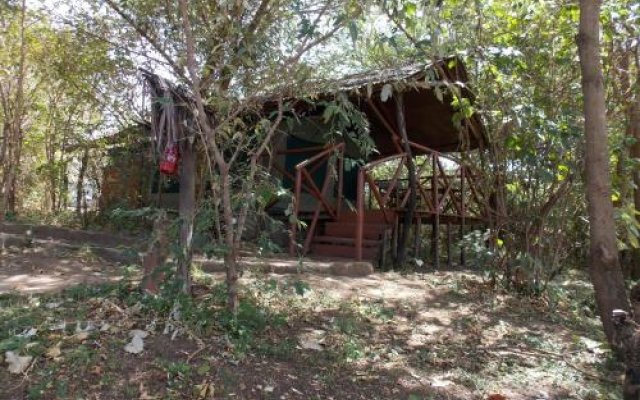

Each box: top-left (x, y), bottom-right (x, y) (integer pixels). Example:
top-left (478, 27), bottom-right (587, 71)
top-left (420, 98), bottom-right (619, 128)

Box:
top-left (0, 224), bottom-right (624, 399)
top-left (0, 222), bottom-right (144, 294)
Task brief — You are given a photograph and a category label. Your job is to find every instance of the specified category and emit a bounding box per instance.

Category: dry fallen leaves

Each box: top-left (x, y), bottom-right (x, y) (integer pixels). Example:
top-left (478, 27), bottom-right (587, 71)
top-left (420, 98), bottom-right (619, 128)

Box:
top-left (297, 329), bottom-right (326, 351)
top-left (124, 330), bottom-right (149, 354)
top-left (5, 351), bottom-right (33, 374)
top-left (139, 382), bottom-right (156, 399)
top-left (71, 331), bottom-right (90, 342)
top-left (45, 342), bottom-right (62, 360)
top-left (196, 380), bottom-right (215, 399)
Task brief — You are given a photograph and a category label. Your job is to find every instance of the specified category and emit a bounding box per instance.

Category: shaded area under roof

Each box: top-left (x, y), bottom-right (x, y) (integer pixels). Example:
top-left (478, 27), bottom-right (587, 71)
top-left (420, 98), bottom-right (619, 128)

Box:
top-left (277, 56), bottom-right (487, 156)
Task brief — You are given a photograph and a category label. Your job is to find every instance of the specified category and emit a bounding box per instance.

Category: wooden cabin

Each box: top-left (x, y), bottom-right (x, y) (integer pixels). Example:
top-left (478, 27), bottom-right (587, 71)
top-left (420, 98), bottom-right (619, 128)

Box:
top-left (268, 57), bottom-right (490, 266)
top-left (140, 57), bottom-right (491, 267)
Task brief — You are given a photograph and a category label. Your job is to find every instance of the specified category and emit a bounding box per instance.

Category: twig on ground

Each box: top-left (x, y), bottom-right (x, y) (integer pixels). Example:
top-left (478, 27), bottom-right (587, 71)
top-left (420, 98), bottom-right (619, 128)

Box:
top-left (186, 344), bottom-right (211, 363)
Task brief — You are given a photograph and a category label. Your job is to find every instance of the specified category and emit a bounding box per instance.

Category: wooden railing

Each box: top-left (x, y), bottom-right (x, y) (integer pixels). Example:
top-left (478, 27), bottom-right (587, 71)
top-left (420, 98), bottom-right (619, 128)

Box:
top-left (289, 142), bottom-right (345, 255)
top-left (355, 143), bottom-right (489, 260)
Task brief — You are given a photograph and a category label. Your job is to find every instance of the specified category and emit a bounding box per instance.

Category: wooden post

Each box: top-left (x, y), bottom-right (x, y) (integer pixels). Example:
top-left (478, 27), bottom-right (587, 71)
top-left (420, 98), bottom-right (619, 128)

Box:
top-left (356, 168), bottom-right (365, 260)
top-left (289, 168), bottom-right (303, 256)
top-left (395, 94), bottom-right (417, 267)
top-left (392, 214), bottom-right (399, 260)
top-left (460, 166), bottom-right (466, 266)
top-left (414, 216), bottom-right (422, 260)
top-left (380, 229), bottom-right (389, 269)
top-left (447, 222), bottom-right (452, 267)
top-left (432, 154), bottom-right (440, 268)
top-left (336, 147), bottom-right (344, 219)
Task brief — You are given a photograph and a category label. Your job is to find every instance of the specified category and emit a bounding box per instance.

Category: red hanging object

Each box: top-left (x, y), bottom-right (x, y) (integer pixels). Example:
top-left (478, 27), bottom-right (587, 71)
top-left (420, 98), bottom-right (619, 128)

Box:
top-left (159, 143), bottom-right (180, 176)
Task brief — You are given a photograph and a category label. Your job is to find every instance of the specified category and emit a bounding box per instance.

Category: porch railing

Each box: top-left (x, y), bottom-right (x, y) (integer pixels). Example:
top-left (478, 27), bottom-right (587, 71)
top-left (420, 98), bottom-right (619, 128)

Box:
top-left (289, 142), bottom-right (345, 255)
top-left (355, 143), bottom-right (490, 260)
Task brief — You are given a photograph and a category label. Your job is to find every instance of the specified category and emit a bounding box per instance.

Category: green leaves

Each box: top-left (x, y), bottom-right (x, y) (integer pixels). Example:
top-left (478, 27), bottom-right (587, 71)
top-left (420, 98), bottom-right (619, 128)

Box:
top-left (616, 204), bottom-right (640, 249)
top-left (556, 164), bottom-right (570, 181)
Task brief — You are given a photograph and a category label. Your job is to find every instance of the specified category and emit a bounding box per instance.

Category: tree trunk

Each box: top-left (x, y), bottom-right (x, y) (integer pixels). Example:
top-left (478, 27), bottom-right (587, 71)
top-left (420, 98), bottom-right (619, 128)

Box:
top-left (4, 138), bottom-right (22, 216)
top-left (141, 211), bottom-right (169, 294)
top-left (220, 164), bottom-right (239, 313)
top-left (577, 0), bottom-right (630, 343)
top-left (630, 50), bottom-right (640, 277)
top-left (76, 147), bottom-right (89, 216)
top-left (395, 93), bottom-right (417, 267)
top-left (178, 141), bottom-right (195, 294)
top-left (1, 0), bottom-right (27, 219)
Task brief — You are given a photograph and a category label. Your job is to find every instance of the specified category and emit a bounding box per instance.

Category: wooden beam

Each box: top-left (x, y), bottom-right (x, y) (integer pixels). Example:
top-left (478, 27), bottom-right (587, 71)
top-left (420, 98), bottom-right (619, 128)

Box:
top-left (366, 99), bottom-right (404, 153)
top-left (303, 160), bottom-right (334, 254)
top-left (301, 168), bottom-right (336, 219)
top-left (380, 157), bottom-right (405, 206)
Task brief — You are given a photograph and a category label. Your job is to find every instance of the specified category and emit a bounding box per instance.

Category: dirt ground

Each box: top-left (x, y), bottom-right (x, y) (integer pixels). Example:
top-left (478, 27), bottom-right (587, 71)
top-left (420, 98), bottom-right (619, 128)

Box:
top-left (0, 222), bottom-right (143, 294)
top-left (0, 222), bottom-right (368, 295)
top-left (0, 246), bottom-right (126, 294)
top-left (0, 224), bottom-right (625, 400)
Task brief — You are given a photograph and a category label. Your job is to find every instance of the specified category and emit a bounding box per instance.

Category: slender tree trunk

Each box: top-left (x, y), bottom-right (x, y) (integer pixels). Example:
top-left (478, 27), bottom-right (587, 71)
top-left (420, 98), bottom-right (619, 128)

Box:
top-left (76, 147), bottom-right (89, 216)
top-left (179, 0), bottom-right (239, 310)
top-left (1, 0), bottom-right (27, 219)
top-left (395, 93), bottom-right (417, 267)
top-left (178, 141), bottom-right (195, 294)
top-left (141, 211), bottom-right (169, 294)
top-left (0, 122), bottom-right (7, 169)
top-left (577, 0), bottom-right (630, 344)
top-left (220, 165), bottom-right (239, 313)
top-left (5, 137), bottom-right (23, 215)
top-left (630, 51), bottom-right (640, 276)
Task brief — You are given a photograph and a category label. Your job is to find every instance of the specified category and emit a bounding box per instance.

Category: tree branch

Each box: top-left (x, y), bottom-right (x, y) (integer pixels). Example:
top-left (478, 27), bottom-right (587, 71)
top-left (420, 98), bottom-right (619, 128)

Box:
top-left (102, 0), bottom-right (190, 84)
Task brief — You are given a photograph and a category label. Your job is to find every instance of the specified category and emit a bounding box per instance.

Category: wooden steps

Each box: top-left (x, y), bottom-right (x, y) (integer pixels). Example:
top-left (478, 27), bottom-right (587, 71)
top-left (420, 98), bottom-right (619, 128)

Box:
top-left (313, 235), bottom-right (380, 247)
top-left (333, 209), bottom-right (391, 224)
top-left (324, 222), bottom-right (387, 240)
top-left (309, 210), bottom-right (394, 262)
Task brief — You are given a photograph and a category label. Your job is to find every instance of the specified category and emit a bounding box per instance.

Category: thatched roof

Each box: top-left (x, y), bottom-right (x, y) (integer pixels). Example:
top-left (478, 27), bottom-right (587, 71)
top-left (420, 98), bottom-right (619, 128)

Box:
top-left (140, 56), bottom-right (488, 156)
top-left (281, 56), bottom-right (487, 154)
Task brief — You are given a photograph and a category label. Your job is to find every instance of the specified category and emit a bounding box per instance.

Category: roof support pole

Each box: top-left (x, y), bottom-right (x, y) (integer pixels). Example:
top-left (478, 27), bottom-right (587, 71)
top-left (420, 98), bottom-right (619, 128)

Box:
top-left (395, 93), bottom-right (417, 267)
top-left (336, 146), bottom-right (344, 219)
top-left (355, 167), bottom-right (364, 261)
top-left (414, 216), bottom-right (422, 261)
top-left (447, 222), bottom-right (452, 267)
top-left (432, 154), bottom-right (440, 268)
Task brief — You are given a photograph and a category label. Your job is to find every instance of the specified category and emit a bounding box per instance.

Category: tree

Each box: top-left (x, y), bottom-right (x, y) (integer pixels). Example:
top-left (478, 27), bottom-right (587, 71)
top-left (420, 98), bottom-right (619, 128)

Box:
top-left (0, 0), bottom-right (27, 218)
top-left (577, 0), bottom-right (629, 343)
top-left (94, 0), bottom-right (359, 310)
top-left (0, 1), bottom-right (133, 219)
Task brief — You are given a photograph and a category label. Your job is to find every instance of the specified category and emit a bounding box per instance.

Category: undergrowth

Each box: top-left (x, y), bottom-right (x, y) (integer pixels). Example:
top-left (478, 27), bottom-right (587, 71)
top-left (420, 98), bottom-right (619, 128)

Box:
top-left (0, 266), bottom-right (629, 399)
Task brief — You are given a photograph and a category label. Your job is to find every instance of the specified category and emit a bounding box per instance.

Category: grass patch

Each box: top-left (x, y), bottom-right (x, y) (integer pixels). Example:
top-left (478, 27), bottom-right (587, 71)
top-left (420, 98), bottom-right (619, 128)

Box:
top-left (0, 268), bottom-right (630, 399)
